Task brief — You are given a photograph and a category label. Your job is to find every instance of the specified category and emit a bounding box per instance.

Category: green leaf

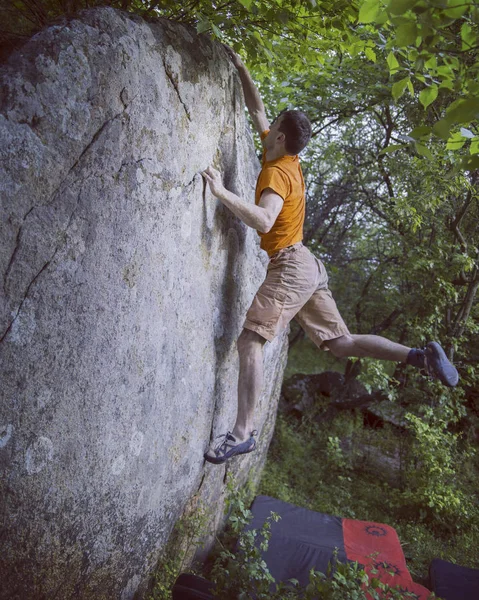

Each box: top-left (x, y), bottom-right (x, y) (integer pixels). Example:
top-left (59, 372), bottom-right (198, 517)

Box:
top-left (415, 142), bottom-right (433, 159)
top-left (237, 0), bottom-right (253, 9)
top-left (419, 85), bottom-right (438, 109)
top-left (392, 76), bottom-right (410, 100)
top-left (424, 55), bottom-right (437, 70)
top-left (446, 131), bottom-right (467, 150)
top-left (469, 81), bottom-right (479, 95)
top-left (196, 19), bottom-right (210, 34)
top-left (407, 78), bottom-right (414, 95)
top-left (440, 79), bottom-right (455, 91)
top-left (461, 22), bottom-right (476, 50)
top-left (445, 0), bottom-right (471, 19)
top-left (253, 30), bottom-right (264, 45)
top-left (409, 125), bottom-right (431, 139)
top-left (358, 0), bottom-right (382, 23)
top-left (379, 144), bottom-right (406, 154)
top-left (433, 119), bottom-right (451, 140)
top-left (388, 0), bottom-right (419, 15)
top-left (461, 155), bottom-right (479, 171)
top-left (375, 9), bottom-right (389, 24)
top-left (211, 23), bottom-right (223, 39)
top-left (365, 47), bottom-right (377, 62)
top-left (277, 10), bottom-right (291, 24)
top-left (470, 139), bottom-right (479, 155)
top-left (446, 98), bottom-right (479, 123)
top-left (387, 51), bottom-right (400, 74)
top-left (437, 65), bottom-right (453, 78)
top-left (395, 22), bottom-right (418, 46)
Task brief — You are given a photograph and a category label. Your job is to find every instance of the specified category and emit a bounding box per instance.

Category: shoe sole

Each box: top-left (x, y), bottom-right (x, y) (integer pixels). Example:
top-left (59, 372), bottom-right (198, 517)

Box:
top-left (425, 342), bottom-right (459, 387)
top-left (204, 440), bottom-right (256, 465)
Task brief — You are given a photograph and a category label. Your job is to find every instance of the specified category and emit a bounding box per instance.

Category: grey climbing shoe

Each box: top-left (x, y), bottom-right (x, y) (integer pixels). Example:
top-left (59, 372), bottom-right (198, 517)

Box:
top-left (424, 342), bottom-right (459, 387)
top-left (204, 430), bottom-right (257, 464)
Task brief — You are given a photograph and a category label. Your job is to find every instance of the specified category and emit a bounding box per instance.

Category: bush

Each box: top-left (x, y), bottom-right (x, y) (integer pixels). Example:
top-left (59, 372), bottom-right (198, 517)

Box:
top-left (259, 412), bottom-right (479, 582)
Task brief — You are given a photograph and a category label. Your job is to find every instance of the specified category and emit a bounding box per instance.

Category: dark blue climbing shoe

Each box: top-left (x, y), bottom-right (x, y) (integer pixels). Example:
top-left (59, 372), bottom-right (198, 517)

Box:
top-left (204, 430), bottom-right (257, 464)
top-left (424, 342), bottom-right (459, 387)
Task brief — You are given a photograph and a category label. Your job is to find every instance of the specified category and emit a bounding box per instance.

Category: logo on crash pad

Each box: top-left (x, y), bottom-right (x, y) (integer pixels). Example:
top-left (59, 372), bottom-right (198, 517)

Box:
top-left (364, 524), bottom-right (387, 537)
top-left (374, 561), bottom-right (401, 576)
top-left (397, 588), bottom-right (419, 599)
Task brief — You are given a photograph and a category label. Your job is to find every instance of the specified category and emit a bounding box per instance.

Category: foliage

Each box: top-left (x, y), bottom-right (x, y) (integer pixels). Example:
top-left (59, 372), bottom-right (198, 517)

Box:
top-left (401, 408), bottom-right (477, 524)
top-left (3, 2), bottom-right (478, 141)
top-left (211, 509), bottom-right (282, 599)
top-left (146, 499), bottom-right (209, 600)
top-left (358, 0), bottom-right (479, 170)
top-left (303, 559), bottom-right (423, 600)
top-left (260, 413), bottom-right (479, 582)
top-left (280, 46), bottom-right (479, 395)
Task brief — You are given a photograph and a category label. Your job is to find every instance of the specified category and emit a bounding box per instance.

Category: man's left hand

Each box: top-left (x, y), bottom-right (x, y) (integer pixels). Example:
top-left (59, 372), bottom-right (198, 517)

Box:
top-left (202, 166), bottom-right (226, 199)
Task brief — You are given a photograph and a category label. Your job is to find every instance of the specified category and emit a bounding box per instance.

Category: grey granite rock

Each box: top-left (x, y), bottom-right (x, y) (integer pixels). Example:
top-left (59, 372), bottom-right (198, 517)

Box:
top-left (0, 8), bottom-right (288, 599)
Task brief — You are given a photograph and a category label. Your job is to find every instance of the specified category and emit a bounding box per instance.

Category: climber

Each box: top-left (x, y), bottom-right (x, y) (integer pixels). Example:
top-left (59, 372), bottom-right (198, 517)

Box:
top-left (201, 46), bottom-right (459, 465)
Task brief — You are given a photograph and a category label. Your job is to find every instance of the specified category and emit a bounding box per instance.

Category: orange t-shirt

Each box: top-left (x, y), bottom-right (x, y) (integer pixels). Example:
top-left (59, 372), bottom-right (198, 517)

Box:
top-left (255, 130), bottom-right (305, 257)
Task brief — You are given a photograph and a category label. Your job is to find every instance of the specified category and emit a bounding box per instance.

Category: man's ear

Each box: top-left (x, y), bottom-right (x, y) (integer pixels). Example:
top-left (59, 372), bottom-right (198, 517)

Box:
top-left (276, 131), bottom-right (286, 145)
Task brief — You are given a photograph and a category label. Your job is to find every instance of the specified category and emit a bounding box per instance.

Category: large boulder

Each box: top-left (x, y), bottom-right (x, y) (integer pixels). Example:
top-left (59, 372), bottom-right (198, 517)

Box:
top-left (0, 8), bottom-right (288, 599)
top-left (281, 371), bottom-right (367, 414)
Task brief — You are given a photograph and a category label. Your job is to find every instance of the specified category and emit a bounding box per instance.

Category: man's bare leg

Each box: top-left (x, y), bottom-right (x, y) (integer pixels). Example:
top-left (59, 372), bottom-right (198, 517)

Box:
top-left (324, 333), bottom-right (459, 387)
top-left (232, 328), bottom-right (266, 442)
top-left (204, 329), bottom-right (266, 463)
top-left (325, 334), bottom-right (410, 362)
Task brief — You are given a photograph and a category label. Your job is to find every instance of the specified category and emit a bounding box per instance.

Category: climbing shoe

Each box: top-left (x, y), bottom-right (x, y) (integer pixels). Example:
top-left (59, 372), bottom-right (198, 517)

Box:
top-left (204, 430), bottom-right (257, 464)
top-left (424, 341), bottom-right (459, 387)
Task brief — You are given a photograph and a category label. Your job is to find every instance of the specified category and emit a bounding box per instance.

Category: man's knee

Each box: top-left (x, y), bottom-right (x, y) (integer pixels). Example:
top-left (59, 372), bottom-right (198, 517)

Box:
top-left (237, 328), bottom-right (267, 353)
top-left (324, 334), bottom-right (354, 358)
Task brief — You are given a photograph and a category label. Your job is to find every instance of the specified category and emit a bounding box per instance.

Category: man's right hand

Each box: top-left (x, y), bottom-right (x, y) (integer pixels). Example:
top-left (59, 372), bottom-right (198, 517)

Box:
top-left (202, 166), bottom-right (227, 200)
top-left (222, 44), bottom-right (244, 70)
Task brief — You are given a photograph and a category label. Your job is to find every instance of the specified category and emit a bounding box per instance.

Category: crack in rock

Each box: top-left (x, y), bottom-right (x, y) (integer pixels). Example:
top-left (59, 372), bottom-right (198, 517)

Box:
top-left (0, 198), bottom-right (80, 345)
top-left (3, 206), bottom-right (35, 292)
top-left (184, 172), bottom-right (201, 189)
top-left (45, 92), bottom-right (138, 209)
top-left (46, 110), bottom-right (124, 207)
top-left (117, 157), bottom-right (153, 175)
top-left (3, 100), bottom-right (135, 303)
top-left (0, 258), bottom-right (53, 344)
top-left (161, 56), bottom-right (191, 122)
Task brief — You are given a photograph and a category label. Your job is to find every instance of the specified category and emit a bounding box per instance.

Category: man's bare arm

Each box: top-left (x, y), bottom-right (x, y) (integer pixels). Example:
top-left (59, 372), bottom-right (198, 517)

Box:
top-left (202, 167), bottom-right (282, 233)
top-left (223, 46), bottom-right (270, 136)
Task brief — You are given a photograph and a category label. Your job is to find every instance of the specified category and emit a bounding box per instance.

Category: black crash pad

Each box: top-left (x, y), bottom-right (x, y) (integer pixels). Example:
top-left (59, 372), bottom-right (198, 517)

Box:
top-left (247, 495), bottom-right (348, 587)
top-left (429, 558), bottom-right (479, 600)
top-left (172, 573), bottom-right (214, 600)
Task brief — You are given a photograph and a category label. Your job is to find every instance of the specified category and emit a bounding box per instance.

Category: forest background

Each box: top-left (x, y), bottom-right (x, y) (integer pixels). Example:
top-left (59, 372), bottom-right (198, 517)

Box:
top-left (2, 0), bottom-right (479, 594)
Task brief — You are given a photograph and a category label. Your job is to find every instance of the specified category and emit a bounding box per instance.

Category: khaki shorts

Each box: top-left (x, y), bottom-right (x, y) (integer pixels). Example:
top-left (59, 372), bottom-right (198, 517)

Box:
top-left (244, 243), bottom-right (350, 347)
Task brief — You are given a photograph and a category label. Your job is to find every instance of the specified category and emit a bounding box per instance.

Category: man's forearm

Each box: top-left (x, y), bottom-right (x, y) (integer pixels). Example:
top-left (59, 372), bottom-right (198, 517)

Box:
top-left (223, 46), bottom-right (269, 133)
top-left (235, 64), bottom-right (266, 119)
top-left (217, 188), bottom-right (269, 232)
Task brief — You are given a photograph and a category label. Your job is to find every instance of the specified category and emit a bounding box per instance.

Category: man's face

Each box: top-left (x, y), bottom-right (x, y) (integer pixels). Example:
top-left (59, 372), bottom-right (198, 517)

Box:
top-left (264, 114), bottom-right (285, 150)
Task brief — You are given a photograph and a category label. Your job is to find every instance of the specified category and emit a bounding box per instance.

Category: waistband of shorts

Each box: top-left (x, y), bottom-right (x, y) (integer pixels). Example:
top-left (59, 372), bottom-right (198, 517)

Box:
top-left (269, 241), bottom-right (304, 260)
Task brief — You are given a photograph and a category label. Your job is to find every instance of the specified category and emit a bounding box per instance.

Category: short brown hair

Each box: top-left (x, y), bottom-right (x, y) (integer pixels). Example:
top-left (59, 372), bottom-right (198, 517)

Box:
top-left (278, 110), bottom-right (312, 154)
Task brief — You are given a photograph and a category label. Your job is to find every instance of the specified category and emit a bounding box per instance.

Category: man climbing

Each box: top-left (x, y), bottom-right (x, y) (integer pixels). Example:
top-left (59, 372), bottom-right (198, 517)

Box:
top-left (202, 47), bottom-right (459, 465)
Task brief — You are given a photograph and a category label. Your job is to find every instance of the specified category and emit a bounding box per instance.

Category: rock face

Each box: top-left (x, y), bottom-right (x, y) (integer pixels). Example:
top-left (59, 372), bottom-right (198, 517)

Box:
top-left (0, 8), bottom-right (288, 599)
